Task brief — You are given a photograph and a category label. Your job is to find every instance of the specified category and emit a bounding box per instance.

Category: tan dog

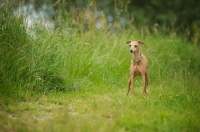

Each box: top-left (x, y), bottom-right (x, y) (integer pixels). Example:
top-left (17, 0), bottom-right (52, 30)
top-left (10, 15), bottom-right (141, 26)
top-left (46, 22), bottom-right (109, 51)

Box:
top-left (126, 40), bottom-right (148, 95)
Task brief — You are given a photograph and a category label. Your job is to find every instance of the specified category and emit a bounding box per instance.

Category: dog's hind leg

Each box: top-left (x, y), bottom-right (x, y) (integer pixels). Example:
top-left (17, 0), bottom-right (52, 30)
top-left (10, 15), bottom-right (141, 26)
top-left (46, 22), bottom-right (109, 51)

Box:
top-left (142, 75), bottom-right (147, 94)
top-left (145, 71), bottom-right (148, 86)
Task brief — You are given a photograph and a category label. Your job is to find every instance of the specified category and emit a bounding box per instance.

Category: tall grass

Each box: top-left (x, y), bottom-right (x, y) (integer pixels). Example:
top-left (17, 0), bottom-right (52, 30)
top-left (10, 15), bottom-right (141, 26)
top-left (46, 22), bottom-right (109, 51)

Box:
top-left (0, 10), bottom-right (70, 97)
top-left (0, 10), bottom-right (31, 95)
top-left (1, 12), bottom-right (200, 95)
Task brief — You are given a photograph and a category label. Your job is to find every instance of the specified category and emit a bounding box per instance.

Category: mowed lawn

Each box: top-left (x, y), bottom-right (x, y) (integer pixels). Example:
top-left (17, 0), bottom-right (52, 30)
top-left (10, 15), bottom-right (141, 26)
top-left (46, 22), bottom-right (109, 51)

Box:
top-left (1, 75), bottom-right (200, 132)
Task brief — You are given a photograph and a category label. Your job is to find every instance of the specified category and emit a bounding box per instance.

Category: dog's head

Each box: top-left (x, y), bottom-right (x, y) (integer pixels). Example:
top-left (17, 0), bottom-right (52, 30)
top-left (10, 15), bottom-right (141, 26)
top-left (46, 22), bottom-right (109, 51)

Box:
top-left (126, 40), bottom-right (144, 53)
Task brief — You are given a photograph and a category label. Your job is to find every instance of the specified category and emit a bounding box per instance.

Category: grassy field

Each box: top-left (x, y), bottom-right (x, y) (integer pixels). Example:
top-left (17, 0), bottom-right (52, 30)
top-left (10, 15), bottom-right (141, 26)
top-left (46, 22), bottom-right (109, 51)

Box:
top-left (0, 13), bottom-right (200, 132)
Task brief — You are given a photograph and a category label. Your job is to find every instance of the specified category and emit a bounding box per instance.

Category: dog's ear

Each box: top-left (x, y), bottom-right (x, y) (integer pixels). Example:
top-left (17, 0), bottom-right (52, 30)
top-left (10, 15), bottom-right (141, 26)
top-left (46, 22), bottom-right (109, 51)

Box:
top-left (126, 40), bottom-right (132, 44)
top-left (138, 40), bottom-right (144, 44)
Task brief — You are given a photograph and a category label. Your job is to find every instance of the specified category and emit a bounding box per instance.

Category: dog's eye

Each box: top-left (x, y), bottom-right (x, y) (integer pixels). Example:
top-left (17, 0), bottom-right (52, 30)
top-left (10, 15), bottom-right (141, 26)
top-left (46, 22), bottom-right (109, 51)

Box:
top-left (134, 45), bottom-right (137, 48)
top-left (129, 45), bottom-right (131, 47)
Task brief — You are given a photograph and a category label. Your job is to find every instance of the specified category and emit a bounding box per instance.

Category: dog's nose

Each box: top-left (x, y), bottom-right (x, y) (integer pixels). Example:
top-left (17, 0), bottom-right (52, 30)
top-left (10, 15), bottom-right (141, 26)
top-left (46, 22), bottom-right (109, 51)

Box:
top-left (130, 49), bottom-right (133, 53)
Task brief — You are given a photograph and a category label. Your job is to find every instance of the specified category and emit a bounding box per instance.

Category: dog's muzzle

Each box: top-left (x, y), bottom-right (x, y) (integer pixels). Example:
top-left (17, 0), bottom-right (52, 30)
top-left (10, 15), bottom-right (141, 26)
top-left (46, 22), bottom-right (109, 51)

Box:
top-left (130, 49), bottom-right (134, 53)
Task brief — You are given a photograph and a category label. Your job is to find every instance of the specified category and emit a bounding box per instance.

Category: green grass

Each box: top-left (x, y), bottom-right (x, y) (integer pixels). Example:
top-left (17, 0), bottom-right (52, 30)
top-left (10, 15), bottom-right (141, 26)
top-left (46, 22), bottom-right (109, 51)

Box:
top-left (0, 9), bottom-right (200, 132)
top-left (1, 82), bottom-right (200, 132)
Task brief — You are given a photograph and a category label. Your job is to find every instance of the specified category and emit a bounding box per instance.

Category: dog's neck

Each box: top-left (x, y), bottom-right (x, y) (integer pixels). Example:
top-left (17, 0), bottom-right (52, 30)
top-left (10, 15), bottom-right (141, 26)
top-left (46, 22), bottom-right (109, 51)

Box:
top-left (132, 50), bottom-right (142, 63)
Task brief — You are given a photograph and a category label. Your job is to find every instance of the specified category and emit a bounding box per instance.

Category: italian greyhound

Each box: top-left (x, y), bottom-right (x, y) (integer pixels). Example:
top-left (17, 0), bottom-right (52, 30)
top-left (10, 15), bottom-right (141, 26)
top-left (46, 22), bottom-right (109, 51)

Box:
top-left (126, 40), bottom-right (148, 95)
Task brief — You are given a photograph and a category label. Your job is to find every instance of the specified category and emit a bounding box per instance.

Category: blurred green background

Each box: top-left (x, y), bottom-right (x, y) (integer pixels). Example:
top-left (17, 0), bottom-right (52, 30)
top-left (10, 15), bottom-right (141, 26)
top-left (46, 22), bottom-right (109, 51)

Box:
top-left (7, 0), bottom-right (200, 44)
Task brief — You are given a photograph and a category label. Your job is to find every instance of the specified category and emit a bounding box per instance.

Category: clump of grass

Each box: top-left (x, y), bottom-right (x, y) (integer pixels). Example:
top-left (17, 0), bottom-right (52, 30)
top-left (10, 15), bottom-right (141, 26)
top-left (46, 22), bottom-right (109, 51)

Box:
top-left (27, 29), bottom-right (71, 93)
top-left (0, 8), bottom-right (72, 97)
top-left (0, 8), bottom-right (31, 95)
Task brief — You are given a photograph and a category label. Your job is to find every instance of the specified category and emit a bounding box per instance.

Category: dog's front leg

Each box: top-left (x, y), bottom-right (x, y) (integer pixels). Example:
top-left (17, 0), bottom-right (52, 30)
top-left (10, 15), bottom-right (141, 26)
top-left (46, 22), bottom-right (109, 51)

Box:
top-left (127, 74), bottom-right (134, 96)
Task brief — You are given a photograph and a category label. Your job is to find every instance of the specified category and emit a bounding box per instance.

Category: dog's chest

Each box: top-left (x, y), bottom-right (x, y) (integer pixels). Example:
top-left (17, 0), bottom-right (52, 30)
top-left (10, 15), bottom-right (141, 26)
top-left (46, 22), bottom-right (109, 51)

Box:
top-left (133, 66), bottom-right (141, 76)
